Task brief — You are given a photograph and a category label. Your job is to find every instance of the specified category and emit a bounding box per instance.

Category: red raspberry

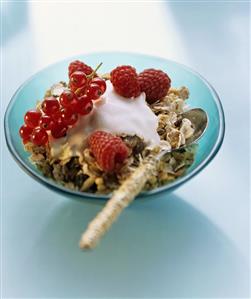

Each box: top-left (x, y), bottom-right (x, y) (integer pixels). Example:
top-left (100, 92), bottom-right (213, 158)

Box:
top-left (88, 131), bottom-right (129, 172)
top-left (110, 65), bottom-right (140, 98)
top-left (68, 60), bottom-right (93, 77)
top-left (138, 69), bottom-right (171, 104)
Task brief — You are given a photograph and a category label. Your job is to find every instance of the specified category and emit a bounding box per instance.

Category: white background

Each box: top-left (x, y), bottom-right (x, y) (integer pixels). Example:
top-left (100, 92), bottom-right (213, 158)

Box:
top-left (1, 1), bottom-right (250, 298)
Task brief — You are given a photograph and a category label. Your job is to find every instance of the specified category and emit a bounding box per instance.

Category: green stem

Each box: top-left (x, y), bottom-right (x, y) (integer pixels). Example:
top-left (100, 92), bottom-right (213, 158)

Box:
top-left (75, 62), bottom-right (103, 95)
top-left (87, 62), bottom-right (103, 79)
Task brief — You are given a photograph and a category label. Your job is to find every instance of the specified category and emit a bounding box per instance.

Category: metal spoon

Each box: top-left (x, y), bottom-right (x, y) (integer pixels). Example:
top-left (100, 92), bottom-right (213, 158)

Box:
top-left (158, 108), bottom-right (208, 158)
top-left (80, 108), bottom-right (208, 249)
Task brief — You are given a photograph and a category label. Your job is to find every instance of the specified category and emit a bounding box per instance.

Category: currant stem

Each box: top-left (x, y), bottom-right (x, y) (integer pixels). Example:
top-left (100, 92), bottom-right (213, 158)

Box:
top-left (75, 86), bottom-right (85, 96)
top-left (87, 62), bottom-right (103, 79)
top-left (75, 62), bottom-right (103, 96)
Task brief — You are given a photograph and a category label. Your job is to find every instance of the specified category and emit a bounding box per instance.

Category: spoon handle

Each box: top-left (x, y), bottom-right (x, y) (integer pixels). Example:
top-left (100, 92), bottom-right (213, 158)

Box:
top-left (79, 154), bottom-right (158, 249)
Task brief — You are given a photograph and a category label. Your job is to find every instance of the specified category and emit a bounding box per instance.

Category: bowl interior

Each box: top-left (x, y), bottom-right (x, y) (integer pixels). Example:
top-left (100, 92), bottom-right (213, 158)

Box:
top-left (4, 52), bottom-right (225, 199)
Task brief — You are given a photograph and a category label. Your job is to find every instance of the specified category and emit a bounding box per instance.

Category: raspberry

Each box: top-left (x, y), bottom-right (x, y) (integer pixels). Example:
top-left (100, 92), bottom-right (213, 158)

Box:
top-left (110, 65), bottom-right (140, 98)
top-left (138, 69), bottom-right (171, 104)
top-left (89, 131), bottom-right (129, 172)
top-left (68, 60), bottom-right (93, 77)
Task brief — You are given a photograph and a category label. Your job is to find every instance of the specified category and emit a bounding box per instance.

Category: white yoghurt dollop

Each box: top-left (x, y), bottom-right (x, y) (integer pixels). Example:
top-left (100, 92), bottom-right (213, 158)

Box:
top-left (50, 81), bottom-right (160, 158)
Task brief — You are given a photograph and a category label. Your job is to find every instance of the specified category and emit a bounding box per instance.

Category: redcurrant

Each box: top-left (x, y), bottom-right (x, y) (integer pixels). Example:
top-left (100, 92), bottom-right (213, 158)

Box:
top-left (39, 115), bottom-right (54, 130)
top-left (59, 90), bottom-right (78, 109)
top-left (74, 84), bottom-right (89, 97)
top-left (70, 71), bottom-right (88, 89)
top-left (24, 110), bottom-right (42, 128)
top-left (50, 110), bottom-right (62, 122)
top-left (61, 107), bottom-right (78, 126)
top-left (51, 121), bottom-right (68, 138)
top-left (19, 124), bottom-right (33, 141)
top-left (91, 77), bottom-right (106, 94)
top-left (30, 127), bottom-right (48, 146)
top-left (69, 82), bottom-right (77, 92)
top-left (41, 97), bottom-right (60, 115)
top-left (76, 95), bottom-right (94, 115)
top-left (86, 83), bottom-right (102, 100)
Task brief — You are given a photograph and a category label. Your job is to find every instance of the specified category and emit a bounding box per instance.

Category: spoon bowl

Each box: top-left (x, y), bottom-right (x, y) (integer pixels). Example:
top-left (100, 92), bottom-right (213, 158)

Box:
top-left (182, 108), bottom-right (208, 146)
top-left (157, 108), bottom-right (208, 161)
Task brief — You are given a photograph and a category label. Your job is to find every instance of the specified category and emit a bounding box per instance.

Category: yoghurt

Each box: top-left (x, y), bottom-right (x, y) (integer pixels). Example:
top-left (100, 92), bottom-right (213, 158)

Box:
top-left (50, 81), bottom-right (160, 158)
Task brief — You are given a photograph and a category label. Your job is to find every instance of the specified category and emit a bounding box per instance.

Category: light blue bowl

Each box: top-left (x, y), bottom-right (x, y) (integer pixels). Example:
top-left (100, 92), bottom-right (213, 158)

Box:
top-left (4, 52), bottom-right (225, 199)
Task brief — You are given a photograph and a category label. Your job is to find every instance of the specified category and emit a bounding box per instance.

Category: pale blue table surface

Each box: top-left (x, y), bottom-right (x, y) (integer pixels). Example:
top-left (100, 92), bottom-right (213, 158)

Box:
top-left (1, 2), bottom-right (250, 298)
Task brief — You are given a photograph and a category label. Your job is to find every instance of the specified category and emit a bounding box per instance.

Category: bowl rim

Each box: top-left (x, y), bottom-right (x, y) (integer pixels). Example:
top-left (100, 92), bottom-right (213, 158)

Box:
top-left (4, 51), bottom-right (225, 200)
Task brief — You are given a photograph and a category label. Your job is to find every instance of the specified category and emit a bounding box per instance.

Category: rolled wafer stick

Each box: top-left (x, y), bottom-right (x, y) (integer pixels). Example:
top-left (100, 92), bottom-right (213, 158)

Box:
top-left (79, 154), bottom-right (159, 249)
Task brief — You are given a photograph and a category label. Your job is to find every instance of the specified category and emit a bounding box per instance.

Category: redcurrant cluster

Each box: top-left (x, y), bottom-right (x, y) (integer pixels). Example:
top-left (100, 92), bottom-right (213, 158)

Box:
top-left (19, 60), bottom-right (106, 146)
